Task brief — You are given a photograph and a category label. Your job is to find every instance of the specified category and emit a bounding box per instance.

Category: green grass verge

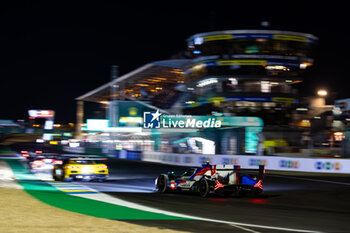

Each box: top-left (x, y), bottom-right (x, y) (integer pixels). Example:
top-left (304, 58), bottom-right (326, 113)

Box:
top-left (4, 159), bottom-right (187, 220)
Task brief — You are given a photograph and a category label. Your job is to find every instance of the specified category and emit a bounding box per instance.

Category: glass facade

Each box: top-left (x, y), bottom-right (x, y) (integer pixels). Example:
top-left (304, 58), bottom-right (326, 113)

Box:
top-left (190, 38), bottom-right (315, 57)
top-left (184, 30), bottom-right (317, 125)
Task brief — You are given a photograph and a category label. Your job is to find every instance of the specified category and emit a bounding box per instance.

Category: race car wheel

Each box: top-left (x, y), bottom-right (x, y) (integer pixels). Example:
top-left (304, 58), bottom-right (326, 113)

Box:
top-left (238, 190), bottom-right (249, 197)
top-left (97, 178), bottom-right (106, 182)
top-left (251, 187), bottom-right (263, 196)
top-left (157, 175), bottom-right (168, 193)
top-left (198, 179), bottom-right (210, 197)
top-left (64, 177), bottom-right (72, 182)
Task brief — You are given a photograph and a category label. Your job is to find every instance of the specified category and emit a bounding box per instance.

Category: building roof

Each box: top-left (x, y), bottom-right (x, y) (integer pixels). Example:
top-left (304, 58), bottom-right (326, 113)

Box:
top-left (76, 59), bottom-right (191, 103)
top-left (187, 29), bottom-right (319, 43)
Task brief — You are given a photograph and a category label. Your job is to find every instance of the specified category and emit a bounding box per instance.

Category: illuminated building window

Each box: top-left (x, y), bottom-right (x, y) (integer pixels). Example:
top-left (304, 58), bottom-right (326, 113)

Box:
top-left (334, 132), bottom-right (344, 141)
top-left (229, 78), bottom-right (238, 85)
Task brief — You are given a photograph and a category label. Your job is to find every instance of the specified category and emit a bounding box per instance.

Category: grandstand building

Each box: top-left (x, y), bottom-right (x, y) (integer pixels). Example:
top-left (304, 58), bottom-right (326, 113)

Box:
top-left (183, 30), bottom-right (318, 125)
top-left (76, 29), bottom-right (317, 154)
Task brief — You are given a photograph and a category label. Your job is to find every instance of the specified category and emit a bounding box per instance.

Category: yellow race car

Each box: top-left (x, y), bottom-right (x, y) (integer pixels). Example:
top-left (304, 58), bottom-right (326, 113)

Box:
top-left (52, 158), bottom-right (109, 182)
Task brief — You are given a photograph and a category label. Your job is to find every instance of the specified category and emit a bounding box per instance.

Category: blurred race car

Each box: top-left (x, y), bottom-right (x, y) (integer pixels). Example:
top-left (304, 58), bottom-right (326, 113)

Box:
top-left (155, 164), bottom-right (265, 197)
top-left (29, 157), bottom-right (63, 172)
top-left (20, 149), bottom-right (44, 158)
top-left (16, 142), bottom-right (61, 159)
top-left (52, 157), bottom-right (109, 182)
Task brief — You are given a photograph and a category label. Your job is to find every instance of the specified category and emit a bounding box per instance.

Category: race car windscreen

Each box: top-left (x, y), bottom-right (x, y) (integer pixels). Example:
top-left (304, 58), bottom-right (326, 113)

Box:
top-left (71, 160), bottom-right (95, 164)
top-left (70, 160), bottom-right (106, 165)
top-left (94, 160), bottom-right (107, 164)
top-left (182, 168), bottom-right (196, 177)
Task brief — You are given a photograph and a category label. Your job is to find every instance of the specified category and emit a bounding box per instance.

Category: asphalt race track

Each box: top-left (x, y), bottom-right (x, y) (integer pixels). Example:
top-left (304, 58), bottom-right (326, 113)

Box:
top-left (10, 142), bottom-right (350, 233)
top-left (73, 158), bottom-right (350, 233)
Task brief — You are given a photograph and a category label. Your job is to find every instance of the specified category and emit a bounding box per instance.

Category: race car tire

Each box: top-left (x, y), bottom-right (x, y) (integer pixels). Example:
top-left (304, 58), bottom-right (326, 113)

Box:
top-left (157, 174), bottom-right (168, 193)
top-left (97, 178), bottom-right (106, 182)
top-left (64, 177), bottom-right (72, 182)
top-left (239, 190), bottom-right (249, 197)
top-left (198, 179), bottom-right (210, 197)
top-left (251, 187), bottom-right (263, 196)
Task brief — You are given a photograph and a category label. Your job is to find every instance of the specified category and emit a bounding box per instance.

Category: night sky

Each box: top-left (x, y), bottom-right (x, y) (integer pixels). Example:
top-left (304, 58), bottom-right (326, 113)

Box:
top-left (1, 1), bottom-right (349, 122)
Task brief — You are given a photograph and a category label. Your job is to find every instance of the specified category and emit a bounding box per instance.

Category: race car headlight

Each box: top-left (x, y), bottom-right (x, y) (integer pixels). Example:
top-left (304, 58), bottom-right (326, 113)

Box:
top-left (81, 167), bottom-right (90, 173)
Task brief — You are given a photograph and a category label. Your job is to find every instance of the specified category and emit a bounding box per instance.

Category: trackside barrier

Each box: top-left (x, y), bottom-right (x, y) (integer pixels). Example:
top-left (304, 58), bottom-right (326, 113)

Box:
top-left (142, 151), bottom-right (350, 174)
top-left (63, 146), bottom-right (85, 154)
top-left (113, 150), bottom-right (142, 160)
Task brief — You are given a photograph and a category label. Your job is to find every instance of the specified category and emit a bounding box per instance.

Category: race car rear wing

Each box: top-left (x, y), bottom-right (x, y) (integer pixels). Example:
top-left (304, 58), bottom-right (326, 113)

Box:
top-left (215, 164), bottom-right (265, 180)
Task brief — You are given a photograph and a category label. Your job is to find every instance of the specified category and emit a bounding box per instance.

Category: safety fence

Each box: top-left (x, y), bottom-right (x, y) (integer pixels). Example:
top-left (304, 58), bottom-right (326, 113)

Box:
top-left (62, 146), bottom-right (350, 174)
top-left (142, 151), bottom-right (350, 174)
